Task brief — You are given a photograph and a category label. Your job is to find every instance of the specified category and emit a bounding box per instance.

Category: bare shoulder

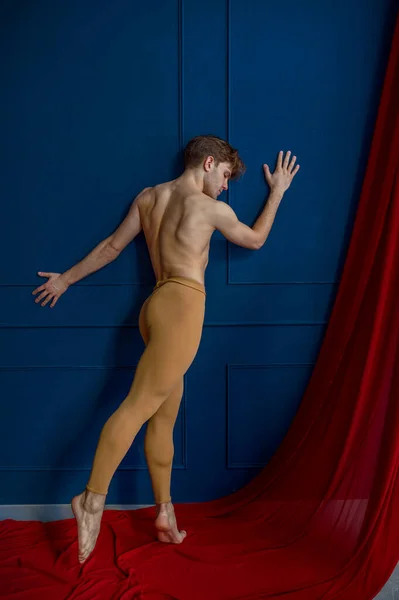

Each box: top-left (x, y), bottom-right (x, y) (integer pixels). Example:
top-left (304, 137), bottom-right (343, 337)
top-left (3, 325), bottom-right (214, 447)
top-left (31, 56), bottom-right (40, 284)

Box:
top-left (184, 191), bottom-right (217, 219)
top-left (202, 198), bottom-right (260, 250)
top-left (186, 192), bottom-right (237, 229)
top-left (204, 196), bottom-right (235, 225)
top-left (138, 186), bottom-right (153, 197)
top-left (135, 186), bottom-right (154, 205)
top-left (141, 181), bottom-right (173, 199)
top-left (187, 191), bottom-right (217, 208)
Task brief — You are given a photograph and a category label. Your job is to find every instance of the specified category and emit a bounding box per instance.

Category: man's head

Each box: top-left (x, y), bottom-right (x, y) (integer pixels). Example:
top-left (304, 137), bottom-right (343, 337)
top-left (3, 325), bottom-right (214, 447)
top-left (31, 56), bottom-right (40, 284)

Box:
top-left (183, 134), bottom-right (246, 199)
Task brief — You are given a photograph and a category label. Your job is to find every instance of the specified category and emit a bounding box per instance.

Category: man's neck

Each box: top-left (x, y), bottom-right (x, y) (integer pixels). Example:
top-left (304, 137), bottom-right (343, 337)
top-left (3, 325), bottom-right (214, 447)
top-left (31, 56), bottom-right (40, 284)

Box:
top-left (177, 168), bottom-right (204, 193)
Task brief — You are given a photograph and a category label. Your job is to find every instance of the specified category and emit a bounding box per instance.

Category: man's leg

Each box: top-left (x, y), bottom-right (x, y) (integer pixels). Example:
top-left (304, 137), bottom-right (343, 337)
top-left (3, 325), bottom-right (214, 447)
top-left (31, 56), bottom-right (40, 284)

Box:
top-left (72, 281), bottom-right (205, 562)
top-left (144, 378), bottom-right (186, 543)
top-left (144, 378), bottom-right (184, 504)
top-left (141, 293), bottom-right (184, 505)
top-left (71, 349), bottom-right (180, 563)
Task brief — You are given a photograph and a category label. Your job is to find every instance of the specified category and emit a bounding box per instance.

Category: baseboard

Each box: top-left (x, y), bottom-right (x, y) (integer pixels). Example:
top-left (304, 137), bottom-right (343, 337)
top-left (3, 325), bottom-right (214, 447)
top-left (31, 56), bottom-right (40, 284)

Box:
top-left (0, 504), bottom-right (152, 522)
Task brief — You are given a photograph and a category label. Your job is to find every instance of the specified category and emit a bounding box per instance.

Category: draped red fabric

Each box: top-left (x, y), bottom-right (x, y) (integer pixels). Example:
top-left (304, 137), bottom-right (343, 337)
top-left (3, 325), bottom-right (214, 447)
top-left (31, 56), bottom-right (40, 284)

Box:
top-left (2, 14), bottom-right (399, 600)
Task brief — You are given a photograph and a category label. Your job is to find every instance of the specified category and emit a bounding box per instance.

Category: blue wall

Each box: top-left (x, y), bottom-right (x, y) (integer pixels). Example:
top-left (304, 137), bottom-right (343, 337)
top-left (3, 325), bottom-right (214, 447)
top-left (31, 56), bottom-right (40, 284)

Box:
top-left (0, 0), bottom-right (397, 504)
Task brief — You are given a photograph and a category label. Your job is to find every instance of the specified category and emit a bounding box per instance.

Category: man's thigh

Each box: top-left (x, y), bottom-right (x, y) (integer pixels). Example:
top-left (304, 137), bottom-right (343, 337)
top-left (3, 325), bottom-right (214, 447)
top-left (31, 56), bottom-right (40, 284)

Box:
top-left (129, 284), bottom-right (204, 413)
top-left (128, 328), bottom-right (199, 402)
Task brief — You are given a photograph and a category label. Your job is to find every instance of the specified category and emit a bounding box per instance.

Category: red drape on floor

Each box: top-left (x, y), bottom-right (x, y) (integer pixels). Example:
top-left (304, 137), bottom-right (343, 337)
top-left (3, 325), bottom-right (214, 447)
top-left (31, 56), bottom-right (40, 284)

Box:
top-left (2, 13), bottom-right (399, 600)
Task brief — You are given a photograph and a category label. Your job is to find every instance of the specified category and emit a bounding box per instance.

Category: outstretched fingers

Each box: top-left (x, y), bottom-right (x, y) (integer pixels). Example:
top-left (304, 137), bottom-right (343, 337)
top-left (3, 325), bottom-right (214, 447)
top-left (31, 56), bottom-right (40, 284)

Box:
top-left (32, 285), bottom-right (45, 296)
top-left (266, 150), bottom-right (300, 191)
top-left (41, 294), bottom-right (55, 307)
top-left (277, 150), bottom-right (297, 172)
top-left (283, 150), bottom-right (291, 169)
top-left (283, 151), bottom-right (300, 178)
top-left (32, 286), bottom-right (58, 307)
top-left (288, 154), bottom-right (297, 173)
top-left (34, 290), bottom-right (49, 304)
top-left (291, 164), bottom-right (300, 177)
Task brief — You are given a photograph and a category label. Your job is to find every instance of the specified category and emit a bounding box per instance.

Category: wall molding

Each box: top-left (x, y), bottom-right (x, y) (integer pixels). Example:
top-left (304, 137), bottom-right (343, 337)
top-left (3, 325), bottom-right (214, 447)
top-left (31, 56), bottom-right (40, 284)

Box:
top-left (224, 1), bottom-right (339, 288)
top-left (0, 281), bottom-right (339, 287)
top-left (178, 0), bottom-right (184, 152)
top-left (226, 279), bottom-right (339, 285)
top-left (0, 322), bottom-right (328, 329)
top-left (0, 368), bottom-right (188, 471)
top-left (1, 0), bottom-right (185, 291)
top-left (0, 283), bottom-right (154, 287)
top-left (226, 362), bottom-right (315, 469)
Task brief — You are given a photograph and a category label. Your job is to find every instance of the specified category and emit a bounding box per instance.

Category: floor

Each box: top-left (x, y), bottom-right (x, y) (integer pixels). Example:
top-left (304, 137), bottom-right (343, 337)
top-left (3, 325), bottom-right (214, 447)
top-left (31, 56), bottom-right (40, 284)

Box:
top-left (374, 564), bottom-right (399, 600)
top-left (0, 505), bottom-right (398, 599)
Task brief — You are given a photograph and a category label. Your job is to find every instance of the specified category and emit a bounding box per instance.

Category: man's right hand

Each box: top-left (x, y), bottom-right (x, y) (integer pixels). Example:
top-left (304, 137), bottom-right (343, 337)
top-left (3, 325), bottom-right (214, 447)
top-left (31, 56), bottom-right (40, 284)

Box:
top-left (32, 272), bottom-right (69, 308)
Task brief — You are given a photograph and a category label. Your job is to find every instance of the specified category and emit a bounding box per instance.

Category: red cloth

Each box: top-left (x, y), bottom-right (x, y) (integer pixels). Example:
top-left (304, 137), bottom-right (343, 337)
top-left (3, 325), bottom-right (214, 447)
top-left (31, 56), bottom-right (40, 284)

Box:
top-left (2, 13), bottom-right (399, 600)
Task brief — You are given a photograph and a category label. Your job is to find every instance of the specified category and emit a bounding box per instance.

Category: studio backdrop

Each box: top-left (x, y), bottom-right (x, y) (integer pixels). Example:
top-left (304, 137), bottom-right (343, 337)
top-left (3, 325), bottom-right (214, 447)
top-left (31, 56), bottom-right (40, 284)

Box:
top-left (0, 0), bottom-right (397, 506)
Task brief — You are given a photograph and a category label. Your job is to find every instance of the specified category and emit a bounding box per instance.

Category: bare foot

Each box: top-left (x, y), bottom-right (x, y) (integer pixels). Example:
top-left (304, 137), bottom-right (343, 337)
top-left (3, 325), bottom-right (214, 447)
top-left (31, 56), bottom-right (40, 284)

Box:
top-left (71, 489), bottom-right (106, 563)
top-left (155, 500), bottom-right (187, 544)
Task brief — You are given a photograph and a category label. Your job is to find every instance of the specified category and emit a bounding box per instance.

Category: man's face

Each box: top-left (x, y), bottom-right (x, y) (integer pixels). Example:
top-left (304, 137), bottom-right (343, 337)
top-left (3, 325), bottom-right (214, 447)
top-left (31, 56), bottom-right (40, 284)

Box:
top-left (203, 158), bottom-right (232, 200)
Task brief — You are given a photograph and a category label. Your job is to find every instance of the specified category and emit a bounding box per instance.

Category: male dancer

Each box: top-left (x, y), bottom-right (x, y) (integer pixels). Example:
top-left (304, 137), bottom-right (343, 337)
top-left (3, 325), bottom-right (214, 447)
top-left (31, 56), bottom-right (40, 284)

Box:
top-left (32, 135), bottom-right (300, 562)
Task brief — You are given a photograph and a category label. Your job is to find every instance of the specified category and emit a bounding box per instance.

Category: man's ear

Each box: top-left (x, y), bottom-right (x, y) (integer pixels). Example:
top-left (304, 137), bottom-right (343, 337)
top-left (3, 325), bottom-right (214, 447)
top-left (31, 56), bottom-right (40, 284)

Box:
top-left (203, 155), bottom-right (215, 172)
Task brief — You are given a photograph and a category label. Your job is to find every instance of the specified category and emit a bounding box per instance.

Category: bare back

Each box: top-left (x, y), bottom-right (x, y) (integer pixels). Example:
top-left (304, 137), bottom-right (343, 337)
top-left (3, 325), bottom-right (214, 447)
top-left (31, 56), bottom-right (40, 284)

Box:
top-left (138, 181), bottom-right (216, 285)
